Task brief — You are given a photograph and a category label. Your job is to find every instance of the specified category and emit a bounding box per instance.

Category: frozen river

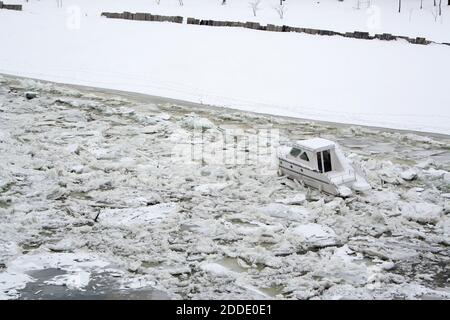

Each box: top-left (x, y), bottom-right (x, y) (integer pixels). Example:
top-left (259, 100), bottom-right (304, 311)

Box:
top-left (0, 74), bottom-right (449, 299)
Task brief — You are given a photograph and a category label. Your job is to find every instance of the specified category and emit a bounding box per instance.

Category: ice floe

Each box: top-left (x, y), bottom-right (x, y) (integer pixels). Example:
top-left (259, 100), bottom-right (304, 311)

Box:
top-left (290, 223), bottom-right (337, 247)
top-left (99, 203), bottom-right (178, 227)
top-left (1, 76), bottom-right (449, 300)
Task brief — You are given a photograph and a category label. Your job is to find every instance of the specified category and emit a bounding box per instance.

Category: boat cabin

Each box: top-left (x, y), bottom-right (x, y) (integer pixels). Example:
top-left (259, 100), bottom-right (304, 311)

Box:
top-left (286, 138), bottom-right (343, 174)
top-left (278, 137), bottom-right (370, 196)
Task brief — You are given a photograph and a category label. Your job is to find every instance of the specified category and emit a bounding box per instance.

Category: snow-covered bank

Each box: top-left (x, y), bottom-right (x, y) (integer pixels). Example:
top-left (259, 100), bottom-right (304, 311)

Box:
top-left (1, 2), bottom-right (450, 134)
top-left (6, 0), bottom-right (450, 43)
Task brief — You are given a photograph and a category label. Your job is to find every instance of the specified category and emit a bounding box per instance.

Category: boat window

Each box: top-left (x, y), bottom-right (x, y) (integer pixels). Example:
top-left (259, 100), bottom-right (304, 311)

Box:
top-left (323, 149), bottom-right (332, 172)
top-left (289, 148), bottom-right (302, 157)
top-left (317, 152), bottom-right (323, 173)
top-left (300, 152), bottom-right (309, 162)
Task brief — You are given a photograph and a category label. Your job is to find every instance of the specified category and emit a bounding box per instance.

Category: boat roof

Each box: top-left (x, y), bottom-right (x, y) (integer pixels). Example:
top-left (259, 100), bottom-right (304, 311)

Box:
top-left (295, 138), bottom-right (335, 151)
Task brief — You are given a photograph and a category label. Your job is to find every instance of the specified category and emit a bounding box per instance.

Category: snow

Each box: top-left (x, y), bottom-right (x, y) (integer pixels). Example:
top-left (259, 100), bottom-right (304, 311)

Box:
top-left (7, 0), bottom-right (450, 42)
top-left (296, 138), bottom-right (335, 151)
top-left (0, 1), bottom-right (449, 134)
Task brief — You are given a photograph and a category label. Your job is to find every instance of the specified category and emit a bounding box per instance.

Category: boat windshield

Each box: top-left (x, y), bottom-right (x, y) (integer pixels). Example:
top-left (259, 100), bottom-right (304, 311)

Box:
top-left (289, 148), bottom-right (302, 157)
top-left (300, 152), bottom-right (309, 162)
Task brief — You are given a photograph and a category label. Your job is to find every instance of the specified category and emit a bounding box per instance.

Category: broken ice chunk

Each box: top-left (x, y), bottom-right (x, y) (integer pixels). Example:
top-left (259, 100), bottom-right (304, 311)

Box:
top-left (181, 114), bottom-right (215, 130)
top-left (194, 182), bottom-right (230, 194)
top-left (70, 165), bottom-right (84, 174)
top-left (398, 201), bottom-right (443, 224)
top-left (291, 223), bottom-right (337, 247)
top-left (0, 131), bottom-right (10, 143)
top-left (423, 168), bottom-right (447, 180)
top-left (275, 194), bottom-right (306, 205)
top-left (259, 203), bottom-right (310, 221)
top-left (400, 169), bottom-right (418, 181)
top-left (415, 159), bottom-right (435, 169)
top-left (338, 186), bottom-right (353, 198)
top-left (199, 262), bottom-right (234, 276)
top-left (379, 261), bottom-right (396, 271)
top-left (443, 172), bottom-right (450, 184)
top-left (0, 173), bottom-right (13, 192)
top-left (44, 271), bottom-right (91, 291)
top-left (0, 272), bottom-right (33, 300)
top-left (48, 238), bottom-right (85, 253)
top-left (99, 203), bottom-right (178, 227)
top-left (66, 144), bottom-right (80, 154)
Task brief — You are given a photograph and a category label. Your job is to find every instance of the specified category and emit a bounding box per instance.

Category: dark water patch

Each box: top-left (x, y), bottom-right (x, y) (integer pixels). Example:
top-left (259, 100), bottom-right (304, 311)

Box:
top-left (390, 258), bottom-right (450, 289)
top-left (0, 200), bottom-right (10, 209)
top-left (18, 268), bottom-right (170, 300)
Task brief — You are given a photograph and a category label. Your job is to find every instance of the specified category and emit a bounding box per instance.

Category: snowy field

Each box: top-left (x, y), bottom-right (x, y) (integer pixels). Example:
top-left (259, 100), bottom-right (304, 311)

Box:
top-left (0, 0), bottom-right (450, 134)
top-left (5, 0), bottom-right (450, 42)
top-left (0, 75), bottom-right (449, 299)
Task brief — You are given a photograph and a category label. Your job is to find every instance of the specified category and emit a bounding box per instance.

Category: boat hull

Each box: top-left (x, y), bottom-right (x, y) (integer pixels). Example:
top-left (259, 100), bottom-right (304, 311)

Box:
top-left (279, 158), bottom-right (340, 195)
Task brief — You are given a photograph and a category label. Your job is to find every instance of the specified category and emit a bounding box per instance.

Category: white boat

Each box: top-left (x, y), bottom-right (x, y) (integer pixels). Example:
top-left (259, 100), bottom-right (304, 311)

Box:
top-left (277, 138), bottom-right (371, 196)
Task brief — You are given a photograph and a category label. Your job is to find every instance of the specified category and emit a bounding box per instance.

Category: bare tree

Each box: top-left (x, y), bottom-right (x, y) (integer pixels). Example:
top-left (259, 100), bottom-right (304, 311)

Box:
top-left (430, 5), bottom-right (439, 21)
top-left (439, 0), bottom-right (442, 14)
top-left (420, 0), bottom-right (423, 9)
top-left (249, 0), bottom-right (261, 17)
top-left (222, 0), bottom-right (227, 4)
top-left (56, 0), bottom-right (63, 8)
top-left (398, 0), bottom-right (401, 13)
top-left (155, 0), bottom-right (161, 4)
top-left (273, 4), bottom-right (286, 19)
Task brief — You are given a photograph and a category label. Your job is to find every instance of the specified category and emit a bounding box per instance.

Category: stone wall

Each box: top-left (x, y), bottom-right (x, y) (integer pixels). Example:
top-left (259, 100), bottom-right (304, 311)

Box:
top-left (185, 16), bottom-right (434, 46)
top-left (0, 1), bottom-right (23, 10)
top-left (101, 11), bottom-right (183, 24)
top-left (101, 12), bottom-right (438, 46)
